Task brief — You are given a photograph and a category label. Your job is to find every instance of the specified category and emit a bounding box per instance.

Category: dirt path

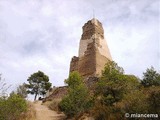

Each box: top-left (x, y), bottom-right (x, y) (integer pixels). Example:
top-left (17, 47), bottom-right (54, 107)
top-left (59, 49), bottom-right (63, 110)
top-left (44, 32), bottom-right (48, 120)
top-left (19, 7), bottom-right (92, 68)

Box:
top-left (34, 101), bottom-right (65, 120)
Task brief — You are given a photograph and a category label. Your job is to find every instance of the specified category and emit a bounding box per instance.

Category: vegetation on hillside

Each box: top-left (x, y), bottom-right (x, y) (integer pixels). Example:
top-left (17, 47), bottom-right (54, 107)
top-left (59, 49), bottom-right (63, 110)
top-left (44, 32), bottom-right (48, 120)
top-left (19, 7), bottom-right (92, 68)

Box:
top-left (0, 94), bottom-right (27, 120)
top-left (0, 63), bottom-right (159, 120)
top-left (0, 70), bottom-right (52, 120)
top-left (59, 72), bottom-right (92, 118)
top-left (59, 61), bottom-right (160, 119)
top-left (0, 76), bottom-right (36, 120)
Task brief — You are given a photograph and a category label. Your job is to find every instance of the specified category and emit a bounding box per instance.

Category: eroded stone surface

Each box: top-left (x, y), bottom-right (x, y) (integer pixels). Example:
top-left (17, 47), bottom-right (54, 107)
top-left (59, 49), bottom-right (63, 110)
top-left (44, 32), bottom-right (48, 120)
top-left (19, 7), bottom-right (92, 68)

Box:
top-left (44, 18), bottom-right (112, 104)
top-left (43, 86), bottom-right (68, 102)
top-left (70, 18), bottom-right (112, 78)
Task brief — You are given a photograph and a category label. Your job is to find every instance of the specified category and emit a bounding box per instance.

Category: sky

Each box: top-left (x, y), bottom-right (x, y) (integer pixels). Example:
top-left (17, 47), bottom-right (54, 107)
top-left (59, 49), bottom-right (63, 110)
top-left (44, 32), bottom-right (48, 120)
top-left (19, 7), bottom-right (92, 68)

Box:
top-left (0, 0), bottom-right (159, 94)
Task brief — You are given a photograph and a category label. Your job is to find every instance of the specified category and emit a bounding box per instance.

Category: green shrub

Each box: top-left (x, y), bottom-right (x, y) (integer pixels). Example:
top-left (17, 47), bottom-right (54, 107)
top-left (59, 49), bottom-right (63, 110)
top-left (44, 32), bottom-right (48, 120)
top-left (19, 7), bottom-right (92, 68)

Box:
top-left (147, 86), bottom-right (160, 114)
top-left (49, 99), bottom-right (61, 111)
top-left (0, 94), bottom-right (27, 120)
top-left (59, 72), bottom-right (91, 118)
top-left (0, 98), bottom-right (7, 120)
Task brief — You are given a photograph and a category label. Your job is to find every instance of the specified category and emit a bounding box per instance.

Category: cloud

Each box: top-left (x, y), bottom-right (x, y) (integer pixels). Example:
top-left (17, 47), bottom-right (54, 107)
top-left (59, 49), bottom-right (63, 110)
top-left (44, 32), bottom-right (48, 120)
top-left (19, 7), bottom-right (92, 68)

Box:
top-left (0, 0), bottom-right (159, 96)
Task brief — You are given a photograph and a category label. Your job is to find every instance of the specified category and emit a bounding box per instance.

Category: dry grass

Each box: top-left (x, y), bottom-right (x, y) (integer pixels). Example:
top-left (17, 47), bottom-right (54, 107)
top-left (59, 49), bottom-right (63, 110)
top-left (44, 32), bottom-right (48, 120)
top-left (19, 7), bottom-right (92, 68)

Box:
top-left (19, 101), bottom-right (36, 120)
top-left (44, 98), bottom-right (62, 112)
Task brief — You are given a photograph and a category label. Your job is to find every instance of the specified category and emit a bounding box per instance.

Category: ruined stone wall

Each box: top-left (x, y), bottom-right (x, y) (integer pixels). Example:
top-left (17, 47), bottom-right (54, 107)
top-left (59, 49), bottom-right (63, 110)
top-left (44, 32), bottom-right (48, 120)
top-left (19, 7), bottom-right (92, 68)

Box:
top-left (79, 18), bottom-right (105, 58)
top-left (70, 56), bottom-right (79, 72)
top-left (45, 19), bottom-right (113, 102)
top-left (70, 18), bottom-right (112, 78)
top-left (96, 37), bottom-right (112, 60)
top-left (95, 51), bottom-right (110, 76)
top-left (78, 42), bottom-right (97, 77)
top-left (81, 19), bottom-right (104, 40)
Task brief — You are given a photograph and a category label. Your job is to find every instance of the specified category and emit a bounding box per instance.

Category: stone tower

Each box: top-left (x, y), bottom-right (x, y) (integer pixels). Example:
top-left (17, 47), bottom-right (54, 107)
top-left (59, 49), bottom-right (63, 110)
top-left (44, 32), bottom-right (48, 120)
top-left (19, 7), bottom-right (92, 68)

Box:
top-left (70, 18), bottom-right (112, 78)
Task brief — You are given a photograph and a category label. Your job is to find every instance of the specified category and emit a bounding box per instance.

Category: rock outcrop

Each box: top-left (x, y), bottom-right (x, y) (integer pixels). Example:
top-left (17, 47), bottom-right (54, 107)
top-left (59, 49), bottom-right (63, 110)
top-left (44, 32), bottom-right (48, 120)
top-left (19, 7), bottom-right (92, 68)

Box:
top-left (43, 86), bottom-right (68, 102)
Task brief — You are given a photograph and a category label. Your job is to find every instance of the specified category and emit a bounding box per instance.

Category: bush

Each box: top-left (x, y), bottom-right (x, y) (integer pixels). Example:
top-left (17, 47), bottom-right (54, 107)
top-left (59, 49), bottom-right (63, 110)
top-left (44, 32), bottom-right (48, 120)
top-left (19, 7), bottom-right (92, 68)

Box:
top-left (19, 101), bottom-right (36, 120)
top-left (122, 90), bottom-right (149, 114)
top-left (59, 72), bottom-right (91, 118)
top-left (0, 94), bottom-right (27, 120)
top-left (48, 99), bottom-right (61, 112)
top-left (146, 86), bottom-right (160, 114)
top-left (91, 61), bottom-right (141, 120)
top-left (0, 98), bottom-right (7, 120)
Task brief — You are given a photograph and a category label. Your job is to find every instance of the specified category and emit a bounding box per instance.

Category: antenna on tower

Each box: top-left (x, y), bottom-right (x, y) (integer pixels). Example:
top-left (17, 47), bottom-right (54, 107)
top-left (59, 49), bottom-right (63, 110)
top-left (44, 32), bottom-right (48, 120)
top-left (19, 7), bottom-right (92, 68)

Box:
top-left (93, 9), bottom-right (95, 18)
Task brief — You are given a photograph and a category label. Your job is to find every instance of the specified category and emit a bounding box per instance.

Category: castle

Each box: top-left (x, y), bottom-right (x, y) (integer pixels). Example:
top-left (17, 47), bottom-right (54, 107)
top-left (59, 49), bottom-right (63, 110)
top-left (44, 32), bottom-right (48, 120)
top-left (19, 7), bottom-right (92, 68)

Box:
top-left (45, 18), bottom-right (112, 100)
top-left (70, 18), bottom-right (112, 78)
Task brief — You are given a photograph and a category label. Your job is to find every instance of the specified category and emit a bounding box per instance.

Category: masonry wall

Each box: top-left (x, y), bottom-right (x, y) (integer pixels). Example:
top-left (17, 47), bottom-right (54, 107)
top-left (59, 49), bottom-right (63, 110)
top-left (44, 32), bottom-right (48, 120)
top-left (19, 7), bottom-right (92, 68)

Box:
top-left (70, 18), bottom-right (112, 78)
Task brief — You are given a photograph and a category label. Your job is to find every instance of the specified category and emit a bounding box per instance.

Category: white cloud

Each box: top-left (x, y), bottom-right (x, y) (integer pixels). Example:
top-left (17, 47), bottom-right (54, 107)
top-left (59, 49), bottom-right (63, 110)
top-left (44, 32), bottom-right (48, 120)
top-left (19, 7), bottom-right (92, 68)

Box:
top-left (0, 0), bottom-right (159, 97)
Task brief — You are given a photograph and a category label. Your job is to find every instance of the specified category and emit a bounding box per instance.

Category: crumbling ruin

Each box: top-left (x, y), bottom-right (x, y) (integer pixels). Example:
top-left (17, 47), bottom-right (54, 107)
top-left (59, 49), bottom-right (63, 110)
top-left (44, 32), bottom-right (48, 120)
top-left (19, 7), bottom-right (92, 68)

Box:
top-left (70, 18), bottom-right (112, 78)
top-left (44, 18), bottom-right (112, 102)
